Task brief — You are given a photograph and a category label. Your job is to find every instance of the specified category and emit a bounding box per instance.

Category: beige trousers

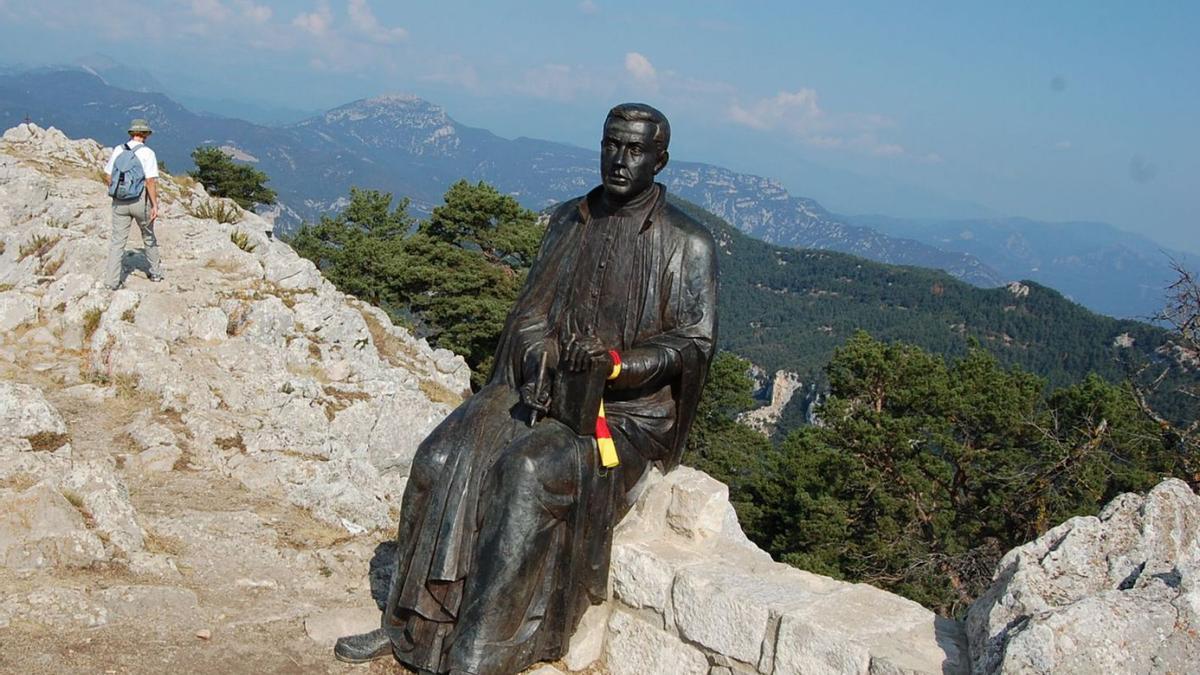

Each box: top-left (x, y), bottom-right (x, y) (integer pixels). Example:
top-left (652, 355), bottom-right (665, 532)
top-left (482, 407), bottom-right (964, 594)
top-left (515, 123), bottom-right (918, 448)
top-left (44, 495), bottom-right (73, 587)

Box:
top-left (105, 192), bottom-right (161, 289)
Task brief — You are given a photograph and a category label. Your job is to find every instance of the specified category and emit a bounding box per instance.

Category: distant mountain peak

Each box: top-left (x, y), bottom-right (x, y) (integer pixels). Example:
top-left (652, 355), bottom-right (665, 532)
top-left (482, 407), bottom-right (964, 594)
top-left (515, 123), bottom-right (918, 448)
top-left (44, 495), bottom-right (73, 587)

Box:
top-left (319, 93), bottom-right (449, 125)
top-left (291, 92), bottom-right (461, 157)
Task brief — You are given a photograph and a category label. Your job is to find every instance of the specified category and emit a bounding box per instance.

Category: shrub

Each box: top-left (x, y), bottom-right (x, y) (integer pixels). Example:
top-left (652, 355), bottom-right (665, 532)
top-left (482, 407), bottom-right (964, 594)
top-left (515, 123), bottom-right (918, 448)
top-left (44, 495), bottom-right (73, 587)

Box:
top-left (188, 199), bottom-right (242, 224)
top-left (18, 234), bottom-right (60, 261)
top-left (230, 230), bottom-right (257, 253)
top-left (188, 146), bottom-right (277, 209)
top-left (82, 307), bottom-right (103, 341)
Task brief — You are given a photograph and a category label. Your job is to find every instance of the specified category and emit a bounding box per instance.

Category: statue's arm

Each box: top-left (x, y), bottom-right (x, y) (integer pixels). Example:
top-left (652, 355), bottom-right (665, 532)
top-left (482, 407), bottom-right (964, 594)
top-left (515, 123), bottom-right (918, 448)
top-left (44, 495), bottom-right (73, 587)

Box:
top-left (495, 201), bottom-right (578, 388)
top-left (610, 224), bottom-right (717, 391)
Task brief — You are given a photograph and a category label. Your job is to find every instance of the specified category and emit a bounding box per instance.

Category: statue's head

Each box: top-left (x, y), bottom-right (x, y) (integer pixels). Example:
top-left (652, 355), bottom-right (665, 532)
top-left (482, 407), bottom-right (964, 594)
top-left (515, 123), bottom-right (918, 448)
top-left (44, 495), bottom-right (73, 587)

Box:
top-left (601, 103), bottom-right (670, 204)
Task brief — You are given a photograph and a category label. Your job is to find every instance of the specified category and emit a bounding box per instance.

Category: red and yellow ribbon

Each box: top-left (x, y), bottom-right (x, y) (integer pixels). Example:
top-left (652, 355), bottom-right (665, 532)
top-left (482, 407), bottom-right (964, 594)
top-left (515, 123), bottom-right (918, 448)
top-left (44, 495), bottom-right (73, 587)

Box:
top-left (596, 350), bottom-right (622, 468)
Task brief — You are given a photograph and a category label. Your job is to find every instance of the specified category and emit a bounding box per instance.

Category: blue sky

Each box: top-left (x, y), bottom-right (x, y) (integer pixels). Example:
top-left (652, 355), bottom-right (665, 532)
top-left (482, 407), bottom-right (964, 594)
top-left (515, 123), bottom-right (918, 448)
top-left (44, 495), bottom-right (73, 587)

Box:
top-left (1, 0), bottom-right (1196, 252)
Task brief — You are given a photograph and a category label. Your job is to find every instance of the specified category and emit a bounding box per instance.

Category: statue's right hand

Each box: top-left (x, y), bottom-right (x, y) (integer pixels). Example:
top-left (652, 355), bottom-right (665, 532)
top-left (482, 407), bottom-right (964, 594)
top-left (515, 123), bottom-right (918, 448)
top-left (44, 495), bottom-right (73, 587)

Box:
top-left (519, 380), bottom-right (551, 415)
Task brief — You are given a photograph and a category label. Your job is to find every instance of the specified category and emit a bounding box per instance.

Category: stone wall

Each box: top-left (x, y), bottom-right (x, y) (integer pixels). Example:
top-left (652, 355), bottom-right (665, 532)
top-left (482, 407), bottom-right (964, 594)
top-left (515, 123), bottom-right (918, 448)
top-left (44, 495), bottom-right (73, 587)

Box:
top-left (565, 468), bottom-right (970, 675)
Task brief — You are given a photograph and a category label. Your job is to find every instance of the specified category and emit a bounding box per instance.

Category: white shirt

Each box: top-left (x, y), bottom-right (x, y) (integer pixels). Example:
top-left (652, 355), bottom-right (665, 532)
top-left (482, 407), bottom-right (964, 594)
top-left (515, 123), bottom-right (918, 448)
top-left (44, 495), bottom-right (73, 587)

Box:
top-left (104, 140), bottom-right (159, 180)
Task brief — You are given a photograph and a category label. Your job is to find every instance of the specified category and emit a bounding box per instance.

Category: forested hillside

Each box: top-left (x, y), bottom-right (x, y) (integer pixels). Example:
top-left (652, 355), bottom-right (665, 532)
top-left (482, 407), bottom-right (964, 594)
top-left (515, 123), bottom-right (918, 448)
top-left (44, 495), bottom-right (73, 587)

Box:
top-left (674, 197), bottom-right (1196, 430)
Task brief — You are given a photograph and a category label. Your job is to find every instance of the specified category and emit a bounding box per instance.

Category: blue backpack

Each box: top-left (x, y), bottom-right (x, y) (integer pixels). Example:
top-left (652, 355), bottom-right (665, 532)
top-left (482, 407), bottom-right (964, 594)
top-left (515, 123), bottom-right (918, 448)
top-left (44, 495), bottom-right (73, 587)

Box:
top-left (108, 143), bottom-right (146, 200)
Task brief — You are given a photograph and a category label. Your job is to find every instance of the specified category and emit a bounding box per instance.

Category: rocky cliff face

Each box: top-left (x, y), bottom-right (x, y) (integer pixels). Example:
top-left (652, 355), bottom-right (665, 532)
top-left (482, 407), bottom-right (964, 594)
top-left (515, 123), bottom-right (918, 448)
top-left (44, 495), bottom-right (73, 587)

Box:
top-left (968, 478), bottom-right (1200, 674)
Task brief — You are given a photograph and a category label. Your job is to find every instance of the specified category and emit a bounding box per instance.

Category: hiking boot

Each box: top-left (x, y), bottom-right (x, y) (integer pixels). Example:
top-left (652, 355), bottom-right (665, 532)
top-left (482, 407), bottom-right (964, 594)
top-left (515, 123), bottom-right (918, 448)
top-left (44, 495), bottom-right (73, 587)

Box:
top-left (333, 628), bottom-right (392, 664)
top-left (148, 273), bottom-right (164, 282)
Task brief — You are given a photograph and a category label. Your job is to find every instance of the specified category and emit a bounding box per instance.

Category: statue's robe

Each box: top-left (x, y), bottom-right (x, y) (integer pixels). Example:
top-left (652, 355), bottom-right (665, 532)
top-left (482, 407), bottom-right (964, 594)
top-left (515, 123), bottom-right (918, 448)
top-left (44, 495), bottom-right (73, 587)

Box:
top-left (381, 184), bottom-right (717, 674)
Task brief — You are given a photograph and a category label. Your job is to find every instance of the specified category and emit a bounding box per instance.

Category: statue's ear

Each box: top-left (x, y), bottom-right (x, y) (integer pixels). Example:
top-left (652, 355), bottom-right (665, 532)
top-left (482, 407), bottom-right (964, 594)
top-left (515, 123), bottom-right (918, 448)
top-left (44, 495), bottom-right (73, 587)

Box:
top-left (654, 150), bottom-right (669, 175)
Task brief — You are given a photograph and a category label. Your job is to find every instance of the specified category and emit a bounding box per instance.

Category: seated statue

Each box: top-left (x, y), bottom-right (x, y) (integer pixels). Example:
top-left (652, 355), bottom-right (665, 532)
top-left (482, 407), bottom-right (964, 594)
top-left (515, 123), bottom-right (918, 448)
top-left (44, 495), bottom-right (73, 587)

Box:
top-left (335, 102), bottom-right (718, 675)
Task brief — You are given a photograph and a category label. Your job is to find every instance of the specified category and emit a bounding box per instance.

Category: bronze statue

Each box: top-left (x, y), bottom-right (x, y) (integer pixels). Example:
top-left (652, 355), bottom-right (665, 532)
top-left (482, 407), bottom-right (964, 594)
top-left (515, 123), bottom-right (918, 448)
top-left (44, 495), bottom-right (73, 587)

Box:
top-left (335, 103), bottom-right (718, 675)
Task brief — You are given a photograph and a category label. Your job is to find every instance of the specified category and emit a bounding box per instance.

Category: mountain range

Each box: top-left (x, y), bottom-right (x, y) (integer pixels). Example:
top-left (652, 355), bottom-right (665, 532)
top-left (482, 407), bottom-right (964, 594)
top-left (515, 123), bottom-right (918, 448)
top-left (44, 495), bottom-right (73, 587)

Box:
top-left (0, 65), bottom-right (1186, 318)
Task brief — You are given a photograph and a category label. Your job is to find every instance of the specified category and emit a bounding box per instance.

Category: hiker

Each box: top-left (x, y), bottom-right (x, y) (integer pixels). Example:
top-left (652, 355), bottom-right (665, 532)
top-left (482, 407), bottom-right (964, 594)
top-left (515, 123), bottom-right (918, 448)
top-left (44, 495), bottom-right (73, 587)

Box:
top-left (103, 118), bottom-right (162, 290)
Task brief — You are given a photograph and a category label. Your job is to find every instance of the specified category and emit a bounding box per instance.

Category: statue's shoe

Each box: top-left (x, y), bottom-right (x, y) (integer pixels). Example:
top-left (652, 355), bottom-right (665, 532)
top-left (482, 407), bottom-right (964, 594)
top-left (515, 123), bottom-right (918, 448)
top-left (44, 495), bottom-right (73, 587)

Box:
top-left (333, 627), bottom-right (392, 663)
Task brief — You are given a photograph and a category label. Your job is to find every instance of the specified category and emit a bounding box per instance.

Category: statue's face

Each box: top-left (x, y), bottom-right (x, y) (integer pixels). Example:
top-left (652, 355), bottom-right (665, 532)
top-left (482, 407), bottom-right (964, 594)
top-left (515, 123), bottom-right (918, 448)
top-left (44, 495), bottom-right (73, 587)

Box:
top-left (601, 117), bottom-right (664, 204)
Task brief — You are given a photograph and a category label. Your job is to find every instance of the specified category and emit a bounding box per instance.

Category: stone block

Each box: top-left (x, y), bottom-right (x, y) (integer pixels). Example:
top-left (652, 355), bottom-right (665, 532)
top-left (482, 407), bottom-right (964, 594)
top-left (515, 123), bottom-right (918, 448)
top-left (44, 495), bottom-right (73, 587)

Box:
top-left (605, 609), bottom-right (708, 675)
top-left (563, 601), bottom-right (610, 671)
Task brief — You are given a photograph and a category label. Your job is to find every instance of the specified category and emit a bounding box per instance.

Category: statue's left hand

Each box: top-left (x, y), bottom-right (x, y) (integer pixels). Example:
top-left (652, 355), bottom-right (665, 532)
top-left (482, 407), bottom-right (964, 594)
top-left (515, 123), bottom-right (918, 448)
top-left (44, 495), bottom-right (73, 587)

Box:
top-left (562, 333), bottom-right (610, 372)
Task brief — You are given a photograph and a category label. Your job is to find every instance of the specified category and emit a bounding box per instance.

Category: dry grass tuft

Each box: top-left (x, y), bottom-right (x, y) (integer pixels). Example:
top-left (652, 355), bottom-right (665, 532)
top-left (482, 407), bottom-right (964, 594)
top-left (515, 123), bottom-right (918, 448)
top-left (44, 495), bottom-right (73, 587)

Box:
top-left (358, 308), bottom-right (421, 370)
top-left (188, 199), bottom-right (241, 224)
top-left (121, 308), bottom-right (135, 323)
top-left (36, 255), bottom-right (64, 277)
top-left (18, 234), bottom-right (61, 261)
top-left (214, 434), bottom-right (246, 453)
top-left (225, 302), bottom-right (251, 336)
top-left (143, 529), bottom-right (186, 557)
top-left (230, 230), bottom-right (257, 253)
top-left (0, 283), bottom-right (13, 293)
top-left (272, 511), bottom-right (355, 550)
top-left (82, 307), bottom-right (103, 341)
top-left (419, 379), bottom-right (463, 407)
top-left (0, 472), bottom-right (38, 492)
top-left (25, 431), bottom-right (69, 452)
top-left (322, 385), bottom-right (372, 421)
top-left (204, 256), bottom-right (243, 275)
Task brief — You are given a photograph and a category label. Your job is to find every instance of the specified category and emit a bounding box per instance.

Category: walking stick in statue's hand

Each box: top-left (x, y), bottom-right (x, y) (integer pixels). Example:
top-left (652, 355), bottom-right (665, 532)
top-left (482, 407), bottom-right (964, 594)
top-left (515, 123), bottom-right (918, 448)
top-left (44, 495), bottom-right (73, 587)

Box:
top-left (528, 350), bottom-right (548, 427)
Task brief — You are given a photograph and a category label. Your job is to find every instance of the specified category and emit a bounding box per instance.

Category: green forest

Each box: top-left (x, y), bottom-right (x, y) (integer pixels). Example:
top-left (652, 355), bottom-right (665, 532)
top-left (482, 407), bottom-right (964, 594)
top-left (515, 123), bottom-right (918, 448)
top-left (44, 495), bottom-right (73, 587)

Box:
top-left (288, 180), bottom-right (1198, 617)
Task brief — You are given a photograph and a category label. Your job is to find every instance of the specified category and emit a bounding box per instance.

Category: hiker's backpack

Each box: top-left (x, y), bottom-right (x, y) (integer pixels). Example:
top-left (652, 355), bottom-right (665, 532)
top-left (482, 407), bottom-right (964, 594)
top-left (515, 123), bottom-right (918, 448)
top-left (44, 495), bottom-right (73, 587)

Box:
top-left (108, 143), bottom-right (146, 200)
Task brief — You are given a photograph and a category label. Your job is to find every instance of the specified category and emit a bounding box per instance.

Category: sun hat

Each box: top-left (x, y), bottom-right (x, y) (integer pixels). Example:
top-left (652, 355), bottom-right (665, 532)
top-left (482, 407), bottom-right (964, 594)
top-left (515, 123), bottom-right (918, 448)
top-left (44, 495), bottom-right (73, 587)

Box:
top-left (127, 119), bottom-right (153, 135)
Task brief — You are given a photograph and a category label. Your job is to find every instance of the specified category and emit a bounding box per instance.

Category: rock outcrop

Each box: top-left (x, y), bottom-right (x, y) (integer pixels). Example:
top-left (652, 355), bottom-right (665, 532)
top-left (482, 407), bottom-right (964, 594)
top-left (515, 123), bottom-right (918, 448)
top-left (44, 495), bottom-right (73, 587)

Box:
top-left (0, 123), bottom-right (470, 534)
top-left (739, 369), bottom-right (803, 435)
top-left (968, 478), bottom-right (1200, 674)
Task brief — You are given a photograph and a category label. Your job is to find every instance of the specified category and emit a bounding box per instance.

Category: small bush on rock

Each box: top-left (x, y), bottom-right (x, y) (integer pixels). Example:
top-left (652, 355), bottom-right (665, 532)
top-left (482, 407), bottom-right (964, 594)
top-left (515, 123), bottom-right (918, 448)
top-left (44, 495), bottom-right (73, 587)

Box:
top-left (18, 234), bottom-right (60, 261)
top-left (230, 230), bottom-right (257, 253)
top-left (188, 199), bottom-right (242, 224)
top-left (82, 307), bottom-right (103, 341)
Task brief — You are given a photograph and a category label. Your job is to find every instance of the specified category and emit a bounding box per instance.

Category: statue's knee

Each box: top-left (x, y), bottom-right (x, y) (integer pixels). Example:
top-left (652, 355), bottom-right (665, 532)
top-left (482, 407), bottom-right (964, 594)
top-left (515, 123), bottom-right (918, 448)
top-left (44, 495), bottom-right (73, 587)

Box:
top-left (491, 445), bottom-right (548, 496)
top-left (411, 444), bottom-right (450, 486)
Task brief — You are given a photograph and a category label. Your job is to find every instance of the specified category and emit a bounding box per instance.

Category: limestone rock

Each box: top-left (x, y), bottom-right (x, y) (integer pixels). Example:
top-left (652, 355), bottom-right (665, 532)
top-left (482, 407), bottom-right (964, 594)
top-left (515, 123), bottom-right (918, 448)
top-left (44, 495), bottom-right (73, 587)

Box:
top-left (0, 291), bottom-right (39, 331)
top-left (0, 481), bottom-right (106, 569)
top-left (61, 459), bottom-right (145, 554)
top-left (604, 609), bottom-right (709, 675)
top-left (131, 444), bottom-right (183, 473)
top-left (0, 380), bottom-right (67, 441)
top-left (968, 478), bottom-right (1200, 674)
top-left (563, 601), bottom-right (610, 671)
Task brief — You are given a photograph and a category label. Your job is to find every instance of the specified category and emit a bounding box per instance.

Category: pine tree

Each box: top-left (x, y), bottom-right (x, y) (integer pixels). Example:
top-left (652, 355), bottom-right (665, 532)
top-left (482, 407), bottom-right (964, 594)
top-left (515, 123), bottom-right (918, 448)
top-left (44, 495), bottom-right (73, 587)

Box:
top-left (188, 146), bottom-right (277, 209)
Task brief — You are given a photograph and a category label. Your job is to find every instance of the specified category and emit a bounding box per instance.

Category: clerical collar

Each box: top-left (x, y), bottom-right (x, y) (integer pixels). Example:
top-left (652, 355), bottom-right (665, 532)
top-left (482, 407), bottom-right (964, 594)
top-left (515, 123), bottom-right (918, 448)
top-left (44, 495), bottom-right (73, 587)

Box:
top-left (580, 183), bottom-right (665, 231)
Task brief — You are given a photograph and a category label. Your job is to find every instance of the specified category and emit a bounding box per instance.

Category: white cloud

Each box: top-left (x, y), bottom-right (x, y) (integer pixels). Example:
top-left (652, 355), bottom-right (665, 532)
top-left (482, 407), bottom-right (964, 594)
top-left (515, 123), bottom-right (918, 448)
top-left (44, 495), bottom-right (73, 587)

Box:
top-left (348, 0), bottom-right (408, 43)
top-left (190, 0), bottom-right (230, 22)
top-left (578, 0), bottom-right (598, 14)
top-left (236, 0), bottom-right (272, 23)
top-left (624, 52), bottom-right (657, 84)
top-left (729, 89), bottom-right (905, 158)
top-left (292, 2), bottom-right (332, 36)
top-left (729, 89), bottom-right (821, 132)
